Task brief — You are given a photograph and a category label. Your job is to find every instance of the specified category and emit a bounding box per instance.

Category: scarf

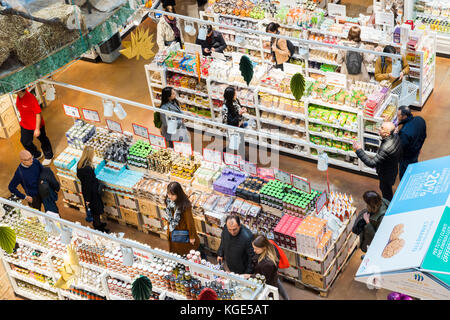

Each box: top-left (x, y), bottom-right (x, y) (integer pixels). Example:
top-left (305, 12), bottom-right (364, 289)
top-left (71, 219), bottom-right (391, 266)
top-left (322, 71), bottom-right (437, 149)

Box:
top-left (164, 198), bottom-right (182, 232)
top-left (164, 16), bottom-right (181, 40)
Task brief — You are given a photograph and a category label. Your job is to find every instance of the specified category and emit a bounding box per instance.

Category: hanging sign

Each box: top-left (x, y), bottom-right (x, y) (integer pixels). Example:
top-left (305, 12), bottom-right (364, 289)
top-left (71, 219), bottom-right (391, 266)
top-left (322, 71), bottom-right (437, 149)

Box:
top-left (240, 160), bottom-right (258, 176)
top-left (375, 11), bottom-right (394, 27)
top-left (326, 72), bottom-right (347, 88)
top-left (274, 168), bottom-right (292, 184)
top-left (203, 148), bottom-right (222, 164)
top-left (63, 104), bottom-right (81, 118)
top-left (149, 133), bottom-right (167, 149)
top-left (173, 141), bottom-right (193, 157)
top-left (82, 108), bottom-right (100, 122)
top-left (223, 152), bottom-right (241, 167)
top-left (106, 119), bottom-right (123, 133)
top-left (132, 123), bottom-right (149, 139)
top-left (316, 191), bottom-right (328, 214)
top-left (292, 175), bottom-right (311, 193)
top-left (327, 3), bottom-right (346, 17)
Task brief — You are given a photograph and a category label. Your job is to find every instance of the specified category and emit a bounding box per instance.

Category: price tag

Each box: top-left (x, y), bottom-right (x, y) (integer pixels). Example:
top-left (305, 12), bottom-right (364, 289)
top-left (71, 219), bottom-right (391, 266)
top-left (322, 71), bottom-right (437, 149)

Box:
top-left (257, 167), bottom-right (275, 180)
top-left (292, 175), bottom-right (311, 193)
top-left (316, 191), bottom-right (328, 214)
top-left (149, 133), bottom-right (167, 149)
top-left (223, 152), bottom-right (241, 167)
top-left (326, 72), bottom-right (347, 88)
top-left (173, 141), bottom-right (193, 157)
top-left (203, 148), bottom-right (222, 164)
top-left (82, 108), bottom-right (100, 122)
top-left (63, 104), bottom-right (81, 118)
top-left (274, 168), bottom-right (292, 184)
top-left (185, 43), bottom-right (202, 55)
top-left (73, 227), bottom-right (92, 242)
top-left (327, 3), bottom-right (346, 17)
top-left (106, 119), bottom-right (123, 133)
top-left (283, 62), bottom-right (303, 76)
top-left (375, 11), bottom-right (394, 27)
top-left (240, 160), bottom-right (258, 175)
top-left (132, 123), bottom-right (149, 139)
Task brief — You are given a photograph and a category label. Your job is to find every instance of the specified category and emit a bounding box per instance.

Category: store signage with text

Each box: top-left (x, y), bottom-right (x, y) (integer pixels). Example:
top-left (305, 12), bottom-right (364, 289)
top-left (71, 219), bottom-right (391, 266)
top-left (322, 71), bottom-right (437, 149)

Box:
top-left (173, 141), bottom-right (193, 156)
top-left (292, 175), bottom-right (311, 193)
top-left (375, 11), bottom-right (394, 27)
top-left (203, 148), bottom-right (222, 164)
top-left (148, 133), bottom-right (167, 149)
top-left (274, 168), bottom-right (292, 184)
top-left (106, 119), bottom-right (123, 133)
top-left (316, 191), bottom-right (328, 214)
top-left (223, 152), bottom-right (241, 167)
top-left (326, 72), bottom-right (347, 88)
top-left (185, 43), bottom-right (202, 55)
top-left (82, 108), bottom-right (100, 122)
top-left (283, 62), bottom-right (303, 76)
top-left (63, 104), bottom-right (81, 118)
top-left (132, 123), bottom-right (149, 139)
top-left (327, 3), bottom-right (346, 17)
top-left (240, 160), bottom-right (258, 175)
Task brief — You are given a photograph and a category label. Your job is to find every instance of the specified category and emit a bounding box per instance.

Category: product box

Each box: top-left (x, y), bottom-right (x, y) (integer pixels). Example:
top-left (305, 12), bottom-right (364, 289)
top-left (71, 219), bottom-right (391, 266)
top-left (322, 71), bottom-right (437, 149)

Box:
top-left (103, 205), bottom-right (121, 218)
top-left (301, 259), bottom-right (337, 289)
top-left (205, 223), bottom-right (222, 238)
top-left (333, 224), bottom-right (348, 256)
top-left (299, 244), bottom-right (336, 275)
top-left (116, 193), bottom-right (138, 210)
top-left (138, 197), bottom-right (159, 219)
top-left (57, 173), bottom-right (79, 193)
top-left (62, 189), bottom-right (84, 205)
top-left (279, 266), bottom-right (300, 279)
top-left (141, 215), bottom-right (162, 230)
top-left (120, 206), bottom-right (140, 226)
top-left (101, 190), bottom-right (117, 207)
top-left (206, 234), bottom-right (221, 252)
top-left (346, 209), bottom-right (357, 236)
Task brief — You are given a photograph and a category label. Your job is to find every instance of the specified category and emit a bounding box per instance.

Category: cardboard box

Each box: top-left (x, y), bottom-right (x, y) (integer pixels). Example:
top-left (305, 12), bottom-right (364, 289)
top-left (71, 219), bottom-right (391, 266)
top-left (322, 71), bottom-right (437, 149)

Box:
top-left (335, 247), bottom-right (347, 269)
top-left (120, 207), bottom-right (140, 226)
top-left (57, 173), bottom-right (79, 193)
top-left (205, 223), bottom-right (222, 238)
top-left (198, 233), bottom-right (207, 246)
top-left (284, 248), bottom-right (298, 268)
top-left (279, 266), bottom-right (300, 279)
top-left (301, 259), bottom-right (337, 289)
top-left (346, 209), bottom-right (357, 235)
top-left (334, 225), bottom-right (348, 255)
top-left (138, 198), bottom-right (159, 218)
top-left (62, 189), bottom-right (84, 205)
top-left (117, 194), bottom-right (138, 210)
top-left (299, 246), bottom-right (335, 274)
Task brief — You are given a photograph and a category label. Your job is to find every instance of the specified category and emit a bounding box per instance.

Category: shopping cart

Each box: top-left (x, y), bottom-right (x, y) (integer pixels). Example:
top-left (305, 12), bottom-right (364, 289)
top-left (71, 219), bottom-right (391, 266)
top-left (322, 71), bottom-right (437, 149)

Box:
top-left (391, 80), bottom-right (419, 107)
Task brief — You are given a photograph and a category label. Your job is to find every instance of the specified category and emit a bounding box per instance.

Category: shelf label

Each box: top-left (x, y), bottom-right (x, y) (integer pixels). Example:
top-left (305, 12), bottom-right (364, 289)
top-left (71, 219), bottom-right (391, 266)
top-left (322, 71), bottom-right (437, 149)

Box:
top-left (316, 191), bottom-right (328, 214)
top-left (203, 148), bottom-right (222, 164)
top-left (132, 123), bottom-right (149, 139)
top-left (63, 104), bottom-right (81, 118)
top-left (149, 133), bottom-right (167, 149)
top-left (185, 43), bottom-right (202, 55)
top-left (326, 72), bottom-right (347, 88)
top-left (257, 167), bottom-right (275, 180)
top-left (173, 141), bottom-right (193, 156)
top-left (223, 152), bottom-right (241, 167)
top-left (240, 160), bottom-right (258, 175)
top-left (106, 119), bottom-right (123, 133)
top-left (375, 11), bottom-right (394, 27)
top-left (327, 3), bottom-right (346, 17)
top-left (81, 108), bottom-right (100, 122)
top-left (283, 62), bottom-right (303, 76)
top-left (292, 175), bottom-right (311, 193)
top-left (274, 168), bottom-right (292, 184)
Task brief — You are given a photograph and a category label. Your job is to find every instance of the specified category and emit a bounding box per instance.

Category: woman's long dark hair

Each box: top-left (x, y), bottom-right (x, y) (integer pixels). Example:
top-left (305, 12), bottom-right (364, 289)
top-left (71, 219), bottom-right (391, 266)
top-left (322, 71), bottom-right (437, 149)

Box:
top-left (266, 22), bottom-right (280, 34)
top-left (223, 86), bottom-right (239, 122)
top-left (165, 181), bottom-right (191, 213)
top-left (363, 191), bottom-right (382, 214)
top-left (161, 87), bottom-right (177, 107)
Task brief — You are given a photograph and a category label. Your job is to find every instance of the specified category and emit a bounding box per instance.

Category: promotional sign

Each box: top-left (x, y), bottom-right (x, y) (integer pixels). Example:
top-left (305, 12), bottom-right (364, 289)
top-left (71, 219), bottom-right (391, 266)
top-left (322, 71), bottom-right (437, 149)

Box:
top-left (173, 141), bottom-right (193, 157)
top-left (185, 43), bottom-right (202, 55)
top-left (257, 167), bottom-right (275, 180)
top-left (327, 3), bottom-right (346, 17)
top-left (274, 168), bottom-right (292, 184)
top-left (203, 148), bottom-right (222, 164)
top-left (283, 62), bottom-right (303, 76)
top-left (132, 123), bottom-right (149, 139)
top-left (315, 191), bottom-right (328, 213)
top-left (292, 175), bottom-right (311, 193)
top-left (375, 11), bottom-right (395, 27)
top-left (325, 72), bottom-right (347, 88)
top-left (211, 51), bottom-right (226, 61)
top-left (63, 104), bottom-right (81, 118)
top-left (223, 152), bottom-right (241, 167)
top-left (106, 119), bottom-right (123, 133)
top-left (240, 160), bottom-right (258, 176)
top-left (149, 133), bottom-right (167, 149)
top-left (82, 108), bottom-right (100, 122)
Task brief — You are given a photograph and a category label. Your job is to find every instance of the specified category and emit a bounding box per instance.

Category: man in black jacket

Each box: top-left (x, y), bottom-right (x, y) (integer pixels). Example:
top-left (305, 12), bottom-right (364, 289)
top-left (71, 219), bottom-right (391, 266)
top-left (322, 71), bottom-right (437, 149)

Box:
top-left (217, 215), bottom-right (255, 274)
top-left (196, 25), bottom-right (227, 56)
top-left (38, 166), bottom-right (60, 213)
top-left (353, 122), bottom-right (402, 201)
top-left (396, 106), bottom-right (426, 180)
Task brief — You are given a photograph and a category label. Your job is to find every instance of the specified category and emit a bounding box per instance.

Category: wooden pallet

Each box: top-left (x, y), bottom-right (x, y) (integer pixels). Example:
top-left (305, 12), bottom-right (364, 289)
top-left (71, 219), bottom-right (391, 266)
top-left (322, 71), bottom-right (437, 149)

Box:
top-left (62, 199), bottom-right (86, 214)
top-left (106, 214), bottom-right (126, 226)
top-left (141, 226), bottom-right (168, 240)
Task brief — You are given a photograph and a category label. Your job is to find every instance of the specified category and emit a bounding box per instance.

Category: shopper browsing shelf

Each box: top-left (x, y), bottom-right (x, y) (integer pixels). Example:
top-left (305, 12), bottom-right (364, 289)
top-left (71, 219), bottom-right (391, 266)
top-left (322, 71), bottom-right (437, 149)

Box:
top-left (77, 146), bottom-right (109, 233)
top-left (353, 122), bottom-right (402, 201)
top-left (221, 86), bottom-right (247, 127)
top-left (352, 191), bottom-right (390, 254)
top-left (16, 88), bottom-right (53, 166)
top-left (159, 87), bottom-right (190, 148)
top-left (336, 26), bottom-right (373, 85)
top-left (217, 215), bottom-right (255, 275)
top-left (163, 182), bottom-right (200, 256)
top-left (266, 22), bottom-right (292, 70)
top-left (396, 106), bottom-right (427, 180)
top-left (375, 45), bottom-right (409, 88)
top-left (156, 5), bottom-right (184, 50)
top-left (8, 150), bottom-right (44, 210)
top-left (243, 235), bottom-right (290, 300)
top-left (38, 166), bottom-right (60, 213)
top-left (195, 25), bottom-right (227, 56)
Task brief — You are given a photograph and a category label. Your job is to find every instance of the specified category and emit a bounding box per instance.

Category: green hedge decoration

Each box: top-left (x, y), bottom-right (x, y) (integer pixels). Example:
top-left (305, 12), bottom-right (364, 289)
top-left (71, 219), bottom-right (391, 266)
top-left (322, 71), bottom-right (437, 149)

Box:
top-left (239, 55), bottom-right (254, 86)
top-left (132, 275), bottom-right (153, 300)
top-left (290, 72), bottom-right (305, 101)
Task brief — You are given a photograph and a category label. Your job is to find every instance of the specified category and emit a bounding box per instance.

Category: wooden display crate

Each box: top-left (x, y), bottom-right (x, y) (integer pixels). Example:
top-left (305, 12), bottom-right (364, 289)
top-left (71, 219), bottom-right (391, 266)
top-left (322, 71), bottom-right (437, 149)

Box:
top-left (116, 193), bottom-right (138, 211)
top-left (298, 245), bottom-right (336, 275)
top-left (279, 266), bottom-right (300, 279)
top-left (0, 118), bottom-right (19, 139)
top-left (104, 205), bottom-right (121, 219)
top-left (137, 197), bottom-right (160, 219)
top-left (119, 206), bottom-right (140, 227)
top-left (301, 258), bottom-right (338, 290)
top-left (101, 190), bottom-right (117, 207)
top-left (193, 216), bottom-right (206, 234)
top-left (141, 214), bottom-right (162, 230)
top-left (206, 234), bottom-right (221, 252)
top-left (61, 188), bottom-right (84, 206)
top-left (57, 173), bottom-right (79, 194)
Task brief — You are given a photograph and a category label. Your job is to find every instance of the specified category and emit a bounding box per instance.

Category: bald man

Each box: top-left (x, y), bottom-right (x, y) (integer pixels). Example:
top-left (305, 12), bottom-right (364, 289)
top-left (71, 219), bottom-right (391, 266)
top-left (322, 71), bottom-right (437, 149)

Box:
top-left (8, 150), bottom-right (44, 210)
top-left (353, 122), bottom-right (402, 201)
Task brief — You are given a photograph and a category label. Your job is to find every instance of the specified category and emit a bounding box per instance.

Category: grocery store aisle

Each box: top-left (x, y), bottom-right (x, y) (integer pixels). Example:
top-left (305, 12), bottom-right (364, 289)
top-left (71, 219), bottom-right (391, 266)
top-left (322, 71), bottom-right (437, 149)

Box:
top-left (1, 4), bottom-right (450, 300)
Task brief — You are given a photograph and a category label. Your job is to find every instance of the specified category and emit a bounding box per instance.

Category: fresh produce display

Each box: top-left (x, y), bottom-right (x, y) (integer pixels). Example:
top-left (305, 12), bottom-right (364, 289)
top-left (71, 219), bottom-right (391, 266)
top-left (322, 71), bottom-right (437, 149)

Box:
top-left (127, 140), bottom-right (153, 169)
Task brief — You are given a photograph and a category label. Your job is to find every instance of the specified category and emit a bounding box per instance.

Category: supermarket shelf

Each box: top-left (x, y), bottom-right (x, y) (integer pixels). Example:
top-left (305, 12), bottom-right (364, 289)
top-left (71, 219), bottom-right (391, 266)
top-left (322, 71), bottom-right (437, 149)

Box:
top-left (150, 83), bottom-right (163, 89)
top-left (219, 28), bottom-right (260, 39)
top-left (309, 28), bottom-right (347, 38)
top-left (109, 293), bottom-right (130, 300)
top-left (364, 141), bottom-right (380, 147)
top-left (309, 143), bottom-right (356, 156)
top-left (309, 98), bottom-right (359, 114)
top-left (260, 117), bottom-right (306, 131)
top-left (308, 130), bottom-right (356, 144)
top-left (308, 69), bottom-right (327, 76)
top-left (184, 122), bottom-right (226, 137)
top-left (258, 130), bottom-right (308, 145)
top-left (258, 87), bottom-right (298, 100)
top-left (210, 78), bottom-right (258, 90)
top-left (4, 257), bottom-right (53, 279)
top-left (309, 154), bottom-right (359, 170)
top-left (258, 105), bottom-right (306, 120)
top-left (60, 290), bottom-right (89, 300)
top-left (309, 57), bottom-right (341, 66)
top-left (246, 138), bottom-right (309, 156)
top-left (171, 86), bottom-right (208, 97)
top-left (10, 271), bottom-right (57, 293)
top-left (178, 99), bottom-right (210, 109)
top-left (309, 45), bottom-right (339, 54)
top-left (227, 41), bottom-right (261, 52)
top-left (308, 118), bottom-right (358, 133)
top-left (363, 133), bottom-right (381, 140)
top-left (79, 261), bottom-right (105, 274)
top-left (166, 67), bottom-right (207, 80)
top-left (15, 288), bottom-right (56, 301)
top-left (16, 238), bottom-right (49, 254)
top-left (72, 283), bottom-right (105, 297)
top-left (108, 270), bottom-right (132, 283)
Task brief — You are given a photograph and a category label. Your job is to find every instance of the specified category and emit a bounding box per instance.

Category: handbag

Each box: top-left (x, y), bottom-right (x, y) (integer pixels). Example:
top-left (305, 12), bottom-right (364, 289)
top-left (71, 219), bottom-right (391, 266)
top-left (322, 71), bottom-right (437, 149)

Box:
top-left (97, 181), bottom-right (105, 195)
top-left (171, 230), bottom-right (190, 243)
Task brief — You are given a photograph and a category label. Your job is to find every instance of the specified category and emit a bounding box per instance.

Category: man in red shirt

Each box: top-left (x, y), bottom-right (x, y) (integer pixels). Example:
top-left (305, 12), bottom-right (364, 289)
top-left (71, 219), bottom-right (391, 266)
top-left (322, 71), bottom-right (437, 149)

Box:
top-left (16, 88), bottom-right (53, 166)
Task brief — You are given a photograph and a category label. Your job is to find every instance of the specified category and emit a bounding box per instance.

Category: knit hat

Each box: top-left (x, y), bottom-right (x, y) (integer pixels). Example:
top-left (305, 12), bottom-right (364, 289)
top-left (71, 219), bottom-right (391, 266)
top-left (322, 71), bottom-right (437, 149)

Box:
top-left (198, 288), bottom-right (218, 300)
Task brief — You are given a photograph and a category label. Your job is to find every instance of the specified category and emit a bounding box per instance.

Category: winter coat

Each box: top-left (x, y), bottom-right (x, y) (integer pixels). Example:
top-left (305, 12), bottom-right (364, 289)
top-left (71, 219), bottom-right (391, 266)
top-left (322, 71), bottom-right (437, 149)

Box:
top-left (165, 206), bottom-right (200, 256)
top-left (195, 30), bottom-right (227, 55)
top-left (356, 134), bottom-right (402, 184)
top-left (375, 55), bottom-right (410, 88)
top-left (336, 41), bottom-right (373, 84)
top-left (156, 16), bottom-right (184, 50)
top-left (270, 38), bottom-right (290, 66)
top-left (160, 100), bottom-right (190, 143)
top-left (38, 167), bottom-right (60, 213)
top-left (221, 100), bottom-right (243, 127)
top-left (76, 166), bottom-right (104, 216)
top-left (217, 225), bottom-right (255, 274)
top-left (252, 255), bottom-right (279, 287)
top-left (9, 159), bottom-right (43, 199)
top-left (398, 115), bottom-right (427, 159)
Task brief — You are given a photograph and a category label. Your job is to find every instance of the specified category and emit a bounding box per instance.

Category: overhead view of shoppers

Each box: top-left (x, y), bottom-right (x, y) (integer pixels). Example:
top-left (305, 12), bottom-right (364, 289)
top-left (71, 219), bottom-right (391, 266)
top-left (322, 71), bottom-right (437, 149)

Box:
top-left (157, 4), bottom-right (184, 49)
top-left (265, 22), bottom-right (292, 70)
top-left (396, 106), bottom-right (427, 180)
top-left (352, 191), bottom-right (390, 257)
top-left (77, 146), bottom-right (109, 233)
top-left (217, 215), bottom-right (254, 275)
top-left (8, 150), bottom-right (44, 210)
top-left (375, 45), bottom-right (410, 88)
top-left (196, 25), bottom-right (227, 56)
top-left (16, 88), bottom-right (53, 166)
top-left (163, 181), bottom-right (200, 256)
top-left (38, 166), bottom-right (60, 214)
top-left (353, 122), bottom-right (402, 201)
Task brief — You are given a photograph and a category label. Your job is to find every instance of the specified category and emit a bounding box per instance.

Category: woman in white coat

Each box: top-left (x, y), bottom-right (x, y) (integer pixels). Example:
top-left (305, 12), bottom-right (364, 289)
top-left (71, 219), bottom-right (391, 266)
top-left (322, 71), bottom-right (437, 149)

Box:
top-left (157, 5), bottom-right (184, 50)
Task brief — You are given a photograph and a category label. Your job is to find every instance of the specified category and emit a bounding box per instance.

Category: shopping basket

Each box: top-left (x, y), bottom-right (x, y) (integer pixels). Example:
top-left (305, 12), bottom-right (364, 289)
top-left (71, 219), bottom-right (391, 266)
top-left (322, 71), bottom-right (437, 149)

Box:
top-left (391, 80), bottom-right (419, 107)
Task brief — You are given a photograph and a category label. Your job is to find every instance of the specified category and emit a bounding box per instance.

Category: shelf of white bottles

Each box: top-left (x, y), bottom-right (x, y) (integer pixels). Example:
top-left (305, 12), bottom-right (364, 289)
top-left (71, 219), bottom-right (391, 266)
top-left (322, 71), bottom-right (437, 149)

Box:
top-left (0, 198), bottom-right (276, 301)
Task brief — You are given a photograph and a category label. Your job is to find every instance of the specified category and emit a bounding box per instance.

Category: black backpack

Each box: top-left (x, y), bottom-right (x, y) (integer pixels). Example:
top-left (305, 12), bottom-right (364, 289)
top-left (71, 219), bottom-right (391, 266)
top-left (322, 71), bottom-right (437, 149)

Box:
top-left (346, 49), bottom-right (363, 75)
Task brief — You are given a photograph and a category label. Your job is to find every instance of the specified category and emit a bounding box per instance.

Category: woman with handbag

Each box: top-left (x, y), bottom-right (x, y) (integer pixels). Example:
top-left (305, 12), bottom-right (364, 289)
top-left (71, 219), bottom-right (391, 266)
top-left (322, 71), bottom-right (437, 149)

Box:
top-left (156, 5), bottom-right (184, 50)
top-left (163, 181), bottom-right (199, 255)
top-left (77, 146), bottom-right (109, 233)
